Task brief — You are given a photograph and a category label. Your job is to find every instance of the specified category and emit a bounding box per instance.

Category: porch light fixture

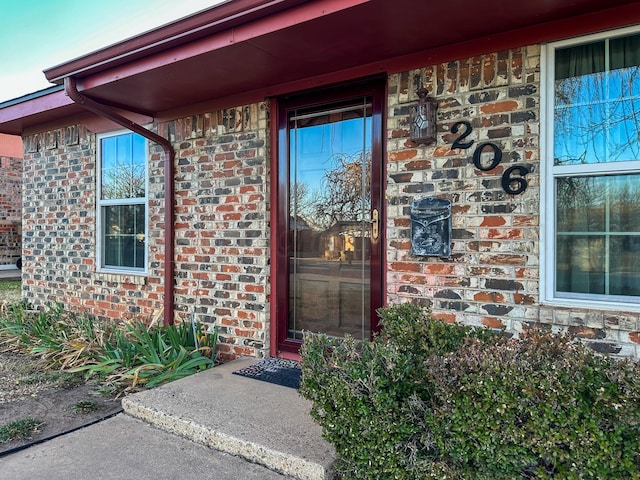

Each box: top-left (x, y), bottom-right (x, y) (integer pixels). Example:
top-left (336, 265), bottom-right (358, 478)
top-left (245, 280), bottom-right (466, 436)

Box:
top-left (409, 87), bottom-right (438, 145)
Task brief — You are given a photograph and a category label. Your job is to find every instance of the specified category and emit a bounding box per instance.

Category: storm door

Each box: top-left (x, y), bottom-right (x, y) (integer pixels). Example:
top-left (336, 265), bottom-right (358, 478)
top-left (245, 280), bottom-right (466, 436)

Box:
top-left (275, 80), bottom-right (384, 354)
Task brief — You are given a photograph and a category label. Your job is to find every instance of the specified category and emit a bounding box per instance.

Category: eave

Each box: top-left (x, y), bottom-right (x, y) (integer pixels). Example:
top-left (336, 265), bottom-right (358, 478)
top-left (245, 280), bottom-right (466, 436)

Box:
top-left (1, 0), bottom-right (640, 135)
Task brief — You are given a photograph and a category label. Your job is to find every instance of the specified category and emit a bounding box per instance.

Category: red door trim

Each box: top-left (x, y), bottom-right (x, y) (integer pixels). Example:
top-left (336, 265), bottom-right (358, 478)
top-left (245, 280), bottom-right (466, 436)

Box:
top-left (270, 77), bottom-right (386, 358)
top-left (269, 97), bottom-right (281, 358)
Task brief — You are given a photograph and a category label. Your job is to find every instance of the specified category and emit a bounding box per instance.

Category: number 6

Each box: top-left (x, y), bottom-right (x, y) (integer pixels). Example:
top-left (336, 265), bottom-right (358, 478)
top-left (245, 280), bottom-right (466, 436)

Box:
top-left (501, 165), bottom-right (530, 194)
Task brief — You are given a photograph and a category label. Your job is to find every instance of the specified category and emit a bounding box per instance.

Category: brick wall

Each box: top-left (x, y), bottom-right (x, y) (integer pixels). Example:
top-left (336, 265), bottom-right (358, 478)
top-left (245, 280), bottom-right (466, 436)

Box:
top-left (160, 104), bottom-right (270, 361)
top-left (21, 104), bottom-right (269, 361)
top-left (21, 125), bottom-right (161, 319)
top-left (19, 47), bottom-right (639, 361)
top-left (0, 154), bottom-right (22, 267)
top-left (387, 46), bottom-right (639, 359)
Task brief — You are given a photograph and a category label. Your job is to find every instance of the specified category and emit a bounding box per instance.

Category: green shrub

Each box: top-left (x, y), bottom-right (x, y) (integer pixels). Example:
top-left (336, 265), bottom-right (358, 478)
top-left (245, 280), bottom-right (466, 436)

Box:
top-left (300, 303), bottom-right (640, 479)
top-left (0, 303), bottom-right (218, 391)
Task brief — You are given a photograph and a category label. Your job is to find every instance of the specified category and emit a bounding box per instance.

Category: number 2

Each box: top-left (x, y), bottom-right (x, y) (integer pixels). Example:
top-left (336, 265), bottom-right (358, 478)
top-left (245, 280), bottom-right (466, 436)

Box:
top-left (451, 121), bottom-right (474, 150)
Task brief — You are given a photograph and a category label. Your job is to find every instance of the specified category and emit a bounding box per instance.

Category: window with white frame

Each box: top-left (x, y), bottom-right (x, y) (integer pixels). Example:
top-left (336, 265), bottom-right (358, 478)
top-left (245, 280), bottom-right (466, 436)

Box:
top-left (97, 132), bottom-right (147, 272)
top-left (545, 27), bottom-right (640, 305)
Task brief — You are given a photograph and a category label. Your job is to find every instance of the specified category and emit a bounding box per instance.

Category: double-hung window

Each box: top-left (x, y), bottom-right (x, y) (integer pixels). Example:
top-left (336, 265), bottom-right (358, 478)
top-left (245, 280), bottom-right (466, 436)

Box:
top-left (544, 27), bottom-right (640, 306)
top-left (97, 132), bottom-right (147, 272)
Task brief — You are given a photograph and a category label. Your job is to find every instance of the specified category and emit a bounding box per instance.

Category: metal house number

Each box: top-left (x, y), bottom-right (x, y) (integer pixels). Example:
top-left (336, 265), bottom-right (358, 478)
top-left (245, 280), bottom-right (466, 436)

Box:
top-left (451, 121), bottom-right (529, 195)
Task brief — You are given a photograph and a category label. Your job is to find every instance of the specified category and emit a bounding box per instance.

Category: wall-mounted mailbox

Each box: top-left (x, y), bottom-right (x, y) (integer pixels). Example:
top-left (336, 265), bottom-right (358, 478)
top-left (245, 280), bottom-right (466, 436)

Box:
top-left (410, 197), bottom-right (452, 257)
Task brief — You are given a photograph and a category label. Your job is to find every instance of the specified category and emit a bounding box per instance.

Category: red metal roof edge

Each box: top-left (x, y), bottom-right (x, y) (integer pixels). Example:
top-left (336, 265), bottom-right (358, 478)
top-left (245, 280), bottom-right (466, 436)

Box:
top-left (3, 0), bottom-right (638, 137)
top-left (0, 88), bottom-right (73, 120)
top-left (78, 0), bottom-right (369, 92)
top-left (0, 85), bottom-right (65, 109)
top-left (155, 2), bottom-right (640, 122)
top-left (0, 89), bottom-right (78, 136)
top-left (43, 0), bottom-right (313, 83)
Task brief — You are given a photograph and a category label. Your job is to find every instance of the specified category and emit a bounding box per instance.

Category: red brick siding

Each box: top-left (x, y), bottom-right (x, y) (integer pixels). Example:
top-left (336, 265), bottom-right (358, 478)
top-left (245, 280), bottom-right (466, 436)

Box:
top-left (21, 104), bottom-right (270, 361)
top-left (387, 46), bottom-right (639, 359)
top-left (0, 154), bottom-right (22, 266)
top-left (160, 104), bottom-right (270, 361)
top-left (18, 47), bottom-right (640, 360)
top-left (21, 126), bottom-right (160, 321)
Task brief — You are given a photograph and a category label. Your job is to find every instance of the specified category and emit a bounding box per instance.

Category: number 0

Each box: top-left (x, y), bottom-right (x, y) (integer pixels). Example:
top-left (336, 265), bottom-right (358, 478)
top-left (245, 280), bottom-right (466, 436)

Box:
top-left (472, 142), bottom-right (502, 171)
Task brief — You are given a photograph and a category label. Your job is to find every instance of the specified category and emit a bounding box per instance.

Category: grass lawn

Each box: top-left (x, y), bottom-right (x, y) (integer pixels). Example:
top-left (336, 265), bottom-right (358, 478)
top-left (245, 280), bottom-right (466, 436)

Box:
top-left (0, 280), bottom-right (21, 305)
top-left (0, 418), bottom-right (44, 443)
top-left (0, 280), bottom-right (20, 292)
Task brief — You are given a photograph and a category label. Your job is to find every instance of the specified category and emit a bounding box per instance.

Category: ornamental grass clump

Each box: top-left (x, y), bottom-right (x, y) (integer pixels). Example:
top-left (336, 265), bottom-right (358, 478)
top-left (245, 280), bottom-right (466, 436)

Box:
top-left (0, 303), bottom-right (218, 392)
top-left (0, 418), bottom-right (44, 443)
top-left (300, 303), bottom-right (640, 480)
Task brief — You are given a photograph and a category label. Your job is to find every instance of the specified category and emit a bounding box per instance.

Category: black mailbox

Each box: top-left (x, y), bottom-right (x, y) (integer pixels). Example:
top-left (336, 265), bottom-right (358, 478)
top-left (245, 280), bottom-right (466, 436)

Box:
top-left (410, 197), bottom-right (452, 257)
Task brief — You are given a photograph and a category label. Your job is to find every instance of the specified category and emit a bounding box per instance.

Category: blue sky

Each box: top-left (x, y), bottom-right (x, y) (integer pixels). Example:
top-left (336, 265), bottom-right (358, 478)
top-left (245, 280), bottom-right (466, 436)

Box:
top-left (0, 0), bottom-right (224, 103)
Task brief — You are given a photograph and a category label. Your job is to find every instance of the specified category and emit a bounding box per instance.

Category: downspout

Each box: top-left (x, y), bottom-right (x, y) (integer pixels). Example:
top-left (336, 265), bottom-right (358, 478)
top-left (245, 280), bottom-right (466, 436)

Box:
top-left (64, 77), bottom-right (175, 325)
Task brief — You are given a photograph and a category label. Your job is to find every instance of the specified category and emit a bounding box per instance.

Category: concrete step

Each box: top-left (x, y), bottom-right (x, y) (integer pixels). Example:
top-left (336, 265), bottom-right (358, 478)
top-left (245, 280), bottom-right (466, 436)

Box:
top-left (122, 358), bottom-right (336, 480)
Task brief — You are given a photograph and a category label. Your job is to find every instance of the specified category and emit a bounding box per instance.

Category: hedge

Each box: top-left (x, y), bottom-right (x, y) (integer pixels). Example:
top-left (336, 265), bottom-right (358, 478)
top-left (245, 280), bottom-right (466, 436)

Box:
top-left (300, 303), bottom-right (640, 479)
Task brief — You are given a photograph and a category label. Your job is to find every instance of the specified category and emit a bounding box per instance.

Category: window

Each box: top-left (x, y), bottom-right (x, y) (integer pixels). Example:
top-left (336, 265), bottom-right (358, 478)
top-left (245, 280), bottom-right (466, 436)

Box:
top-left (544, 27), bottom-right (640, 306)
top-left (97, 132), bottom-right (147, 272)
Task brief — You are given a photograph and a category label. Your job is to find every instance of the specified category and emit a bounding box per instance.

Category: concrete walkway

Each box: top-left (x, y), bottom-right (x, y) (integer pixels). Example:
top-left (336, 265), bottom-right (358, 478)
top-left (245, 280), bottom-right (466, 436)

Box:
top-left (1, 358), bottom-right (336, 480)
top-left (1, 414), bottom-right (295, 480)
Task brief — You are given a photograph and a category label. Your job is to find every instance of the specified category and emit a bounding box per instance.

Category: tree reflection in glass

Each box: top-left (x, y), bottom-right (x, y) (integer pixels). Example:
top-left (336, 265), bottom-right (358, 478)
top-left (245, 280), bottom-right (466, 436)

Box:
top-left (556, 175), bottom-right (640, 297)
top-left (554, 34), bottom-right (640, 166)
top-left (288, 99), bottom-right (372, 340)
top-left (553, 33), bottom-right (640, 301)
top-left (100, 133), bottom-right (147, 270)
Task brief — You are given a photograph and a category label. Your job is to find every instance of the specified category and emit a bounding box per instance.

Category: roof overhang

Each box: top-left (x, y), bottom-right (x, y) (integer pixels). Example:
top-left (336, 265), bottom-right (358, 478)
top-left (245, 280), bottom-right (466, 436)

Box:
top-left (2, 0), bottom-right (640, 135)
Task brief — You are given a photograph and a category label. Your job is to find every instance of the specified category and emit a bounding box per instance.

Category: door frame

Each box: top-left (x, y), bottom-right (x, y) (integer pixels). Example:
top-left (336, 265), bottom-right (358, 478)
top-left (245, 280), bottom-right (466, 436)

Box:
top-left (270, 77), bottom-right (387, 357)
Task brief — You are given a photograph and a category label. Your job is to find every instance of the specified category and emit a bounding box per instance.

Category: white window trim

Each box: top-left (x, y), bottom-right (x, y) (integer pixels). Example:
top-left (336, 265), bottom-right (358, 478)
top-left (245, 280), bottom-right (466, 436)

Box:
top-left (541, 25), bottom-right (640, 312)
top-left (96, 130), bottom-right (149, 276)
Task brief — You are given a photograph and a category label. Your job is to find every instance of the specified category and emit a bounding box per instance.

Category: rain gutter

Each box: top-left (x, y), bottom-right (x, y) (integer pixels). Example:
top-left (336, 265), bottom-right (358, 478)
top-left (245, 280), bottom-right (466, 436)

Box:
top-left (64, 77), bottom-right (175, 325)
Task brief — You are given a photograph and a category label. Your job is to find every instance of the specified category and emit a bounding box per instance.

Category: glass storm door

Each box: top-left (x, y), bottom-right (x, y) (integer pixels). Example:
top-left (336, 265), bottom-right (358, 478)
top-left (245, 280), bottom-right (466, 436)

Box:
top-left (276, 81), bottom-right (384, 354)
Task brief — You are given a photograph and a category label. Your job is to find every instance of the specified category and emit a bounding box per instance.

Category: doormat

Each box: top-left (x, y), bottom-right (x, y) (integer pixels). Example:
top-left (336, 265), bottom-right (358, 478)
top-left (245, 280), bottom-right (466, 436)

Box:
top-left (232, 358), bottom-right (302, 389)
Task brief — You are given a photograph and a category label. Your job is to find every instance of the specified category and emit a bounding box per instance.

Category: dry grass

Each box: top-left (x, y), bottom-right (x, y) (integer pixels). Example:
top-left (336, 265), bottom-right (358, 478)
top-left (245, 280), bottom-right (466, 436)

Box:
top-left (0, 280), bottom-right (21, 307)
top-left (0, 351), bottom-right (83, 404)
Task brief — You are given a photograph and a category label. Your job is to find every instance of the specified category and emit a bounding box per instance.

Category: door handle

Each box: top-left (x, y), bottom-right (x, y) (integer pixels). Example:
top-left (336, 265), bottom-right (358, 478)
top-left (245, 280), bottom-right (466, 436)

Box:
top-left (371, 208), bottom-right (379, 240)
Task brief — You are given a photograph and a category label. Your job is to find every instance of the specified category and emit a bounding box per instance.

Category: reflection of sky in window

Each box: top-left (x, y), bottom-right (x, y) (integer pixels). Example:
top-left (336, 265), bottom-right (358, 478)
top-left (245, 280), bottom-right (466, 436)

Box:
top-left (290, 117), bottom-right (371, 188)
top-left (554, 67), bottom-right (640, 165)
top-left (102, 134), bottom-right (146, 169)
top-left (101, 133), bottom-right (146, 199)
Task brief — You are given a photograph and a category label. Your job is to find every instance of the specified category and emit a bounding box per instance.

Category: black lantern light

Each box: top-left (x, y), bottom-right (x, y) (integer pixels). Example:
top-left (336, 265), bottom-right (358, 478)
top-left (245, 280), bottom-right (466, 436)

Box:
top-left (409, 87), bottom-right (438, 145)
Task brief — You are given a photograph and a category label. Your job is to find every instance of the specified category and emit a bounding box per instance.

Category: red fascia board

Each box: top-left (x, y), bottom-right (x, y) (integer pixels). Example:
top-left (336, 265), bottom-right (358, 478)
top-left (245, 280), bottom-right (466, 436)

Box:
top-left (0, 90), bottom-right (74, 125)
top-left (44, 0), bottom-right (297, 82)
top-left (77, 0), bottom-right (368, 90)
top-left (381, 2), bottom-right (640, 76)
top-left (44, 0), bottom-right (361, 84)
top-left (159, 1), bottom-right (640, 121)
top-left (5, 1), bottom-right (638, 135)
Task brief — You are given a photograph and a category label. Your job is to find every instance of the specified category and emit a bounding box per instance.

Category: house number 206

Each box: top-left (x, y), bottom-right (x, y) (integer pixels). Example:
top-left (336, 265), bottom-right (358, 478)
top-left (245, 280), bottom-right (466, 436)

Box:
top-left (451, 121), bottom-right (529, 195)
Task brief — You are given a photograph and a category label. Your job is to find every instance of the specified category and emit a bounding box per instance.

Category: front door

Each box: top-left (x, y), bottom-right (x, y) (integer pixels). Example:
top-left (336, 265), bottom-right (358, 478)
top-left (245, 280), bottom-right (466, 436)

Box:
top-left (275, 80), bottom-right (385, 355)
